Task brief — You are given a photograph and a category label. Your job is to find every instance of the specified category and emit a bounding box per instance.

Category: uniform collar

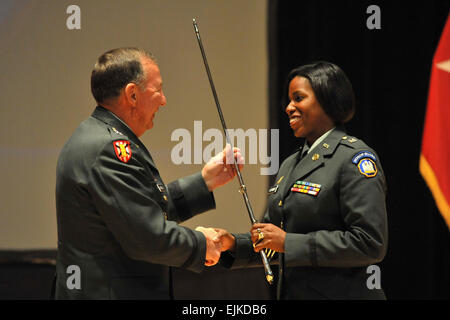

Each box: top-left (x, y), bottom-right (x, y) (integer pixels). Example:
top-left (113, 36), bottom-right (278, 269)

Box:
top-left (297, 125), bottom-right (347, 162)
top-left (91, 106), bottom-right (156, 166)
top-left (279, 126), bottom-right (347, 199)
top-left (91, 106), bottom-right (140, 143)
top-left (306, 127), bottom-right (336, 155)
top-left (320, 126), bottom-right (347, 156)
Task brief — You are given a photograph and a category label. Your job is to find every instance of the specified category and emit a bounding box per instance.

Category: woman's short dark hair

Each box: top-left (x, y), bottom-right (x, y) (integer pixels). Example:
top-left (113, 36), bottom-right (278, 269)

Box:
top-left (91, 47), bottom-right (155, 104)
top-left (285, 61), bottom-right (355, 125)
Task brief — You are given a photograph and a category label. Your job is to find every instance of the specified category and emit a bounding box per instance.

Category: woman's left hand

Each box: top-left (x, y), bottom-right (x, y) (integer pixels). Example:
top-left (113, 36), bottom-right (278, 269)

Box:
top-left (251, 223), bottom-right (286, 253)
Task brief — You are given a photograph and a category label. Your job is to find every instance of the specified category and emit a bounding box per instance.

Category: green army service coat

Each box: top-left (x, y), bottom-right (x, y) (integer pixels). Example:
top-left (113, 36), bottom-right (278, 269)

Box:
top-left (55, 106), bottom-right (215, 299)
top-left (224, 127), bottom-right (388, 300)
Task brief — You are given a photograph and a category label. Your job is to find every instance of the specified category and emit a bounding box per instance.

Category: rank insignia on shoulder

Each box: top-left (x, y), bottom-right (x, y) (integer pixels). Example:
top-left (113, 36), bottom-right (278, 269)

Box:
top-left (291, 180), bottom-right (322, 196)
top-left (113, 140), bottom-right (132, 163)
top-left (112, 127), bottom-right (123, 135)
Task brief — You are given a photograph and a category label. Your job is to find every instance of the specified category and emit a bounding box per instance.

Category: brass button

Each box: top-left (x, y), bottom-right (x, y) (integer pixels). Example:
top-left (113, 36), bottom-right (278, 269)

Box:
top-left (323, 143), bottom-right (329, 148)
top-left (312, 153), bottom-right (320, 161)
top-left (342, 136), bottom-right (348, 140)
top-left (278, 200), bottom-right (283, 207)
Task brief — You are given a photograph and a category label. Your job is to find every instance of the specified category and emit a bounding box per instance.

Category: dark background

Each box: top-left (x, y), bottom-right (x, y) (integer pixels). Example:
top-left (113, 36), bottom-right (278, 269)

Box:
top-left (1, 0), bottom-right (449, 300)
top-left (268, 0), bottom-right (450, 299)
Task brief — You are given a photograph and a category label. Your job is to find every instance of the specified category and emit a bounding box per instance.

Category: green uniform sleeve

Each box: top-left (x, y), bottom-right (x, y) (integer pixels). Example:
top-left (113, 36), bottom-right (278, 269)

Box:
top-left (167, 172), bottom-right (216, 223)
top-left (89, 142), bottom-right (207, 273)
top-left (284, 150), bottom-right (388, 267)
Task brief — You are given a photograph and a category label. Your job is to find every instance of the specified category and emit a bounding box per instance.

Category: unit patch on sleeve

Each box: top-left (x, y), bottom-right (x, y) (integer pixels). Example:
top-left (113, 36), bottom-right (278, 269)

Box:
top-left (113, 140), bottom-right (132, 163)
top-left (291, 180), bottom-right (322, 196)
top-left (352, 151), bottom-right (376, 164)
top-left (352, 151), bottom-right (377, 178)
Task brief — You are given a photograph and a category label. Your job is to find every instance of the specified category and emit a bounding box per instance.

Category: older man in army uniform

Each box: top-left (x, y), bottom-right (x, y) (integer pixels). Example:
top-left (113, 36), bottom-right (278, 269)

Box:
top-left (54, 47), bottom-right (242, 299)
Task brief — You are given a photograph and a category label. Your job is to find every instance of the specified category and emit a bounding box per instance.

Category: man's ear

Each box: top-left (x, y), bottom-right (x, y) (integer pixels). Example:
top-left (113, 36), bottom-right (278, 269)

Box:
top-left (124, 83), bottom-right (138, 106)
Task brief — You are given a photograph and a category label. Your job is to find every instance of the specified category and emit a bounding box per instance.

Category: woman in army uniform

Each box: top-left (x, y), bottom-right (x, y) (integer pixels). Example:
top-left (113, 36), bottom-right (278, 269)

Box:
top-left (218, 62), bottom-right (388, 300)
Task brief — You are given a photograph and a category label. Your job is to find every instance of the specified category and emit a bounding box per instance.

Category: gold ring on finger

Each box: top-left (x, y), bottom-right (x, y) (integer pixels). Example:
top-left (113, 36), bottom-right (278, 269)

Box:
top-left (258, 231), bottom-right (264, 241)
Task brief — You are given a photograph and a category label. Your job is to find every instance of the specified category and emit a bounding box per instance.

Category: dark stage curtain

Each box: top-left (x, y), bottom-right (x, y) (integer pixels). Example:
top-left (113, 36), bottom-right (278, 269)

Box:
top-left (268, 0), bottom-right (450, 299)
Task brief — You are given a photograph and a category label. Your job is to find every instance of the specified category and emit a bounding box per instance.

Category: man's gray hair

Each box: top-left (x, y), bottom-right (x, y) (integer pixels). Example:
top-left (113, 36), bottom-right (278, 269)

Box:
top-left (91, 47), bottom-right (156, 104)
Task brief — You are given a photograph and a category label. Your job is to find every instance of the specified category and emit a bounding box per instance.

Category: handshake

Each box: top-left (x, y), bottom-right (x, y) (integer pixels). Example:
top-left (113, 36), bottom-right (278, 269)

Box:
top-left (195, 226), bottom-right (234, 266)
top-left (196, 223), bottom-right (286, 266)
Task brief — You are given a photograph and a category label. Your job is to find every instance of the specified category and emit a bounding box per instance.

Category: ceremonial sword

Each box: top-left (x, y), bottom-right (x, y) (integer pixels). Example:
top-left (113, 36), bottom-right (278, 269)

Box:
top-left (192, 18), bottom-right (274, 285)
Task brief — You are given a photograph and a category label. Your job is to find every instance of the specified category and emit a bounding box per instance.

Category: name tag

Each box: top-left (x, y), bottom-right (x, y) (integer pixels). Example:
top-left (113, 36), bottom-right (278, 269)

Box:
top-left (157, 183), bottom-right (166, 193)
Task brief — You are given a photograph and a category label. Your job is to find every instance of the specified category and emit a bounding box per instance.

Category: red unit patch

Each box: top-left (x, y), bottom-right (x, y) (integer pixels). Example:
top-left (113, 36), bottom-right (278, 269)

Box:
top-left (113, 140), bottom-right (132, 163)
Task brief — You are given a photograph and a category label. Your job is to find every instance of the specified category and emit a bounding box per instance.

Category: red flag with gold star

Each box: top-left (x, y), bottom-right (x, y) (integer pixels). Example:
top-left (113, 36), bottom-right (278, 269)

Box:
top-left (420, 13), bottom-right (450, 228)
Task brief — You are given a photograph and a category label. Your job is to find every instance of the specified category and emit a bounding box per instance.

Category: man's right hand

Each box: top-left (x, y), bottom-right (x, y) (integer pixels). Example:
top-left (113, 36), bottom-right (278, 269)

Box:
top-left (213, 228), bottom-right (236, 252)
top-left (195, 226), bottom-right (222, 266)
